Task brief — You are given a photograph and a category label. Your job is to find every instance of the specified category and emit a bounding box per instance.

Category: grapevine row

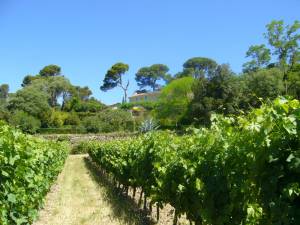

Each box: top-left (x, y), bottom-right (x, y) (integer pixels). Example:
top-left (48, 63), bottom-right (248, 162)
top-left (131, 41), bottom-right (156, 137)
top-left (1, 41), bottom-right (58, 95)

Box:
top-left (88, 98), bottom-right (300, 225)
top-left (0, 122), bottom-right (69, 225)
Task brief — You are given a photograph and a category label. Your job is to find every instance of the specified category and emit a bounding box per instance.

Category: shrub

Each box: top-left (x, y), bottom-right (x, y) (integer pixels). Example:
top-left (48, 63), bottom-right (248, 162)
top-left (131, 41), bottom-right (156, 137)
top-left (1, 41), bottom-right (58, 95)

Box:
top-left (82, 116), bottom-right (103, 133)
top-left (47, 110), bottom-right (68, 128)
top-left (9, 110), bottom-right (41, 134)
top-left (82, 109), bottom-right (134, 133)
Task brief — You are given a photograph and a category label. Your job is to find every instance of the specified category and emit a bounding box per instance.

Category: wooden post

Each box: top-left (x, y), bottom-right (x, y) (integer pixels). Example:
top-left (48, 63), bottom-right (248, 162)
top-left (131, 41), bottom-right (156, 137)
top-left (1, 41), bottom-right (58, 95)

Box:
top-left (156, 203), bottom-right (160, 221)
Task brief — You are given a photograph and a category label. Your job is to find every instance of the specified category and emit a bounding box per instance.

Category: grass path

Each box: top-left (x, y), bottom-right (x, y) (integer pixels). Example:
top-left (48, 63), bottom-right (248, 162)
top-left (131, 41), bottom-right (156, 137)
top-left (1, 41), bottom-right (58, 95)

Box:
top-left (34, 155), bottom-right (146, 225)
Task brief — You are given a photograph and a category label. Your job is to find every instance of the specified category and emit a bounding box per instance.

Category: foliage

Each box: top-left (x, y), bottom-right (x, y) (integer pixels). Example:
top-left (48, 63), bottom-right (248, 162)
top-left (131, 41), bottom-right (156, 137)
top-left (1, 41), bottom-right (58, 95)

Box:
top-left (83, 108), bottom-right (134, 133)
top-left (185, 64), bottom-right (240, 125)
top-left (73, 86), bottom-right (92, 101)
top-left (82, 116), bottom-right (103, 133)
top-left (39, 64), bottom-right (61, 77)
top-left (64, 112), bottom-right (81, 126)
top-left (46, 110), bottom-right (68, 128)
top-left (21, 75), bottom-right (40, 87)
top-left (135, 64), bottom-right (169, 91)
top-left (8, 86), bottom-right (51, 119)
top-left (243, 44), bottom-right (271, 72)
top-left (88, 98), bottom-right (300, 225)
top-left (139, 118), bottom-right (159, 133)
top-left (182, 57), bottom-right (218, 78)
top-left (63, 97), bottom-right (105, 112)
top-left (0, 123), bottom-right (69, 224)
top-left (241, 68), bottom-right (285, 107)
top-left (71, 141), bottom-right (90, 154)
top-left (155, 77), bottom-right (194, 127)
top-left (247, 20), bottom-right (300, 94)
top-left (288, 64), bottom-right (300, 99)
top-left (264, 20), bottom-right (300, 70)
top-left (0, 84), bottom-right (9, 99)
top-left (9, 110), bottom-right (41, 134)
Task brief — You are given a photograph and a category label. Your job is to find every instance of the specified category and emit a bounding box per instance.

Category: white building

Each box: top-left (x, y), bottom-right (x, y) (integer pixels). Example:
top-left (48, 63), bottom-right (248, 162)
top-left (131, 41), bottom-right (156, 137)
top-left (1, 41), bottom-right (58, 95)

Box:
top-left (129, 91), bottom-right (160, 103)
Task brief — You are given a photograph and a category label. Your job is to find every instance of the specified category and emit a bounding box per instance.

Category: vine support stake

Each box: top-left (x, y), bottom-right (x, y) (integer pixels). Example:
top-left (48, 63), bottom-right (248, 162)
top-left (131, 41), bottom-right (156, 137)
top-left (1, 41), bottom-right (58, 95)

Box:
top-left (156, 203), bottom-right (160, 221)
top-left (173, 209), bottom-right (178, 225)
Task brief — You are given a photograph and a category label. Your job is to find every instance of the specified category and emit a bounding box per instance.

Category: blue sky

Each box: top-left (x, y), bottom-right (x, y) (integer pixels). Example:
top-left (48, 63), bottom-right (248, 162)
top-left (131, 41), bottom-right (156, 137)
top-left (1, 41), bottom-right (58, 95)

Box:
top-left (0, 0), bottom-right (299, 104)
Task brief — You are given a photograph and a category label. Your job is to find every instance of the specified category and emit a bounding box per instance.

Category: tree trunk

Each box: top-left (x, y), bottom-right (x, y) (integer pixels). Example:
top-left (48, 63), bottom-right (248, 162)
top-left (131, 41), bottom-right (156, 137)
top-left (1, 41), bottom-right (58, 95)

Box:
top-left (149, 202), bottom-right (152, 213)
top-left (143, 194), bottom-right (147, 211)
top-left (156, 203), bottom-right (160, 221)
top-left (133, 187), bottom-right (136, 198)
top-left (119, 80), bottom-right (129, 103)
top-left (139, 189), bottom-right (144, 206)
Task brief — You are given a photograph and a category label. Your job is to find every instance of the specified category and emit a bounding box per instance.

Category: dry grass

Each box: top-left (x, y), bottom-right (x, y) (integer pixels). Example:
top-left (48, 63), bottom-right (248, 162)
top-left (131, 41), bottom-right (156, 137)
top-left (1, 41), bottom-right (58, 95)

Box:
top-left (34, 155), bottom-right (142, 225)
top-left (34, 155), bottom-right (189, 225)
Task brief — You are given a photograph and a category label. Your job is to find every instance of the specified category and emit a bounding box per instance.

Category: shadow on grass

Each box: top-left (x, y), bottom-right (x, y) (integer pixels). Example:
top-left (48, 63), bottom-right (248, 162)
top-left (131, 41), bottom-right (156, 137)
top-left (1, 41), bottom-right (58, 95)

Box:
top-left (83, 156), bottom-right (155, 225)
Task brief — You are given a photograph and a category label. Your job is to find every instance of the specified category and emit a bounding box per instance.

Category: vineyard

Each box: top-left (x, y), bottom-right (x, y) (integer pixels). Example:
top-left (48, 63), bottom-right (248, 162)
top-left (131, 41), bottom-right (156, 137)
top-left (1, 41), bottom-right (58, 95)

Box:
top-left (0, 122), bottom-right (69, 225)
top-left (0, 98), bottom-right (299, 225)
top-left (87, 98), bottom-right (300, 225)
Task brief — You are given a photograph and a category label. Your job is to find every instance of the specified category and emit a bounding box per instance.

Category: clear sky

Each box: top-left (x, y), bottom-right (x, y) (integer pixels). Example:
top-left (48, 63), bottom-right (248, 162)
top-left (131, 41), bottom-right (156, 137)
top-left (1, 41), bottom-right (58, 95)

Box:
top-left (0, 0), bottom-right (299, 104)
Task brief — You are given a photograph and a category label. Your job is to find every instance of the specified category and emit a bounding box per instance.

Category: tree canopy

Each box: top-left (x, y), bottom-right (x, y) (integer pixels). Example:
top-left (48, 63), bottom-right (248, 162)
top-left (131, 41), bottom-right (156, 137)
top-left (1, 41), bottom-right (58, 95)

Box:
top-left (100, 62), bottom-right (130, 102)
top-left (0, 84), bottom-right (9, 99)
top-left (39, 64), bottom-right (61, 77)
top-left (155, 77), bottom-right (194, 127)
top-left (183, 57), bottom-right (218, 78)
top-left (135, 64), bottom-right (170, 91)
top-left (243, 44), bottom-right (271, 72)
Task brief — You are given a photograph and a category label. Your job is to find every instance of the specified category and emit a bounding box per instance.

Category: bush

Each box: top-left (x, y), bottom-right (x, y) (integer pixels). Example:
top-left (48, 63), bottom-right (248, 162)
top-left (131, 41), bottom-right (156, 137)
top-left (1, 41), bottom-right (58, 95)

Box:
top-left (64, 112), bottom-right (80, 126)
top-left (47, 110), bottom-right (68, 128)
top-left (82, 116), bottom-right (102, 133)
top-left (71, 141), bottom-right (90, 154)
top-left (9, 110), bottom-right (41, 134)
top-left (82, 109), bottom-right (134, 133)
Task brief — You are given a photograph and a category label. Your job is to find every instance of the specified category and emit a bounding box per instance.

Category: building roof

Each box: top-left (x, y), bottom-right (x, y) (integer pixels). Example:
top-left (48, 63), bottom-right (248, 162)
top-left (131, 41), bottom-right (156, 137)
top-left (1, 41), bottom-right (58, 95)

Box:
top-left (129, 91), bottom-right (160, 98)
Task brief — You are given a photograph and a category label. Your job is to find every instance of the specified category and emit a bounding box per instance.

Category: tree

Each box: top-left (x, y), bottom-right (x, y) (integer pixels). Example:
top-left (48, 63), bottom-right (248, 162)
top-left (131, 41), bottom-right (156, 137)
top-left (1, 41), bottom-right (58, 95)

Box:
top-left (0, 84), bottom-right (9, 99)
top-left (39, 64), bottom-right (61, 77)
top-left (154, 77), bottom-right (194, 127)
top-left (243, 44), bottom-right (271, 72)
top-left (135, 64), bottom-right (170, 91)
top-left (8, 86), bottom-right (51, 119)
top-left (100, 63), bottom-right (130, 102)
top-left (183, 57), bottom-right (218, 78)
top-left (185, 64), bottom-right (241, 125)
top-left (174, 68), bottom-right (195, 79)
top-left (74, 86), bottom-right (93, 101)
top-left (287, 63), bottom-right (300, 99)
top-left (26, 75), bottom-right (73, 107)
top-left (63, 96), bottom-right (105, 112)
top-left (242, 68), bottom-right (284, 107)
top-left (46, 76), bottom-right (73, 107)
top-left (264, 20), bottom-right (300, 93)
